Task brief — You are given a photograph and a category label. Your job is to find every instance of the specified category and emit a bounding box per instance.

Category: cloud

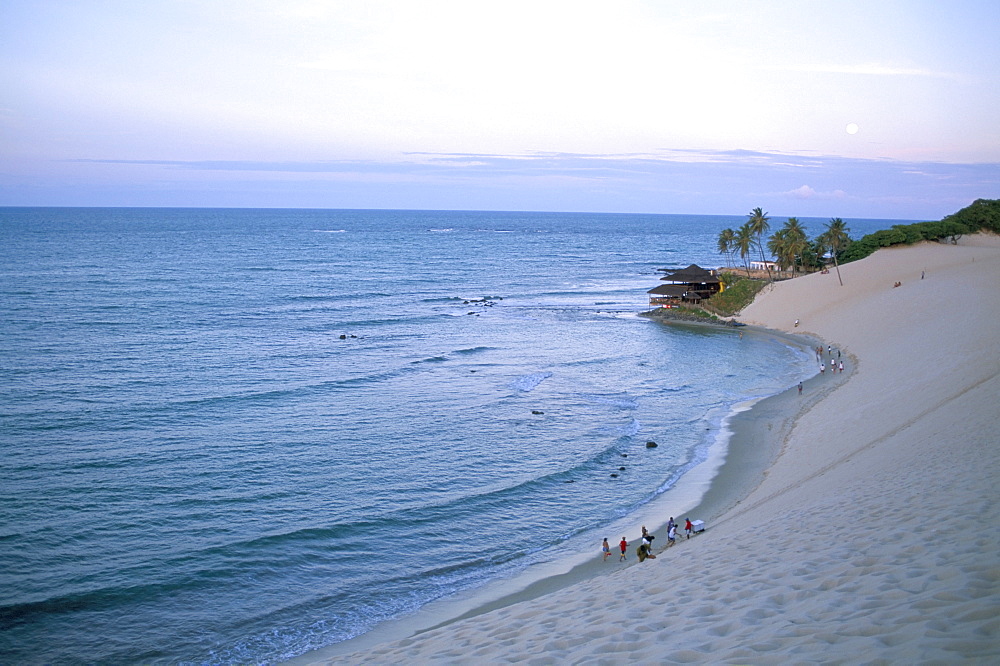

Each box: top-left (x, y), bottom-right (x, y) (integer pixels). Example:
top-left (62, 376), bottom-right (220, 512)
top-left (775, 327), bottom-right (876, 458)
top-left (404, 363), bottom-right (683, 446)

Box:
top-left (49, 150), bottom-right (997, 219)
top-left (784, 185), bottom-right (848, 200)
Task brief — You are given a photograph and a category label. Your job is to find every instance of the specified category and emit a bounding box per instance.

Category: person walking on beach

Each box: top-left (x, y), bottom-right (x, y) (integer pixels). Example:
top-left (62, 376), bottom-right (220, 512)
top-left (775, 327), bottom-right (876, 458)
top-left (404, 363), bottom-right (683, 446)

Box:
top-left (667, 524), bottom-right (677, 547)
top-left (839, 360), bottom-right (844, 373)
top-left (798, 381), bottom-right (803, 395)
top-left (667, 517), bottom-right (675, 533)
top-left (619, 537), bottom-right (628, 561)
top-left (602, 538), bottom-right (611, 562)
top-left (685, 518), bottom-right (693, 539)
top-left (641, 525), bottom-right (655, 549)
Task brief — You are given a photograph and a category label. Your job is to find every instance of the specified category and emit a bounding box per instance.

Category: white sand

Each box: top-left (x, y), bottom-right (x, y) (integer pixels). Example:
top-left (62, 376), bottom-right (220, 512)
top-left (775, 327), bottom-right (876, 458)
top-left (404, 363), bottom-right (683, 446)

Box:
top-left (319, 235), bottom-right (1000, 664)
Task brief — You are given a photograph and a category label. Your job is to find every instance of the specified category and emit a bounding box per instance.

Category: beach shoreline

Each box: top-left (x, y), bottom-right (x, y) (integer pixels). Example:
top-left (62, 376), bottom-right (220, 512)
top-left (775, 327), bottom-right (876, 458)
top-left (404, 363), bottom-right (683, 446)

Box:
top-left (302, 235), bottom-right (1000, 664)
top-left (290, 323), bottom-right (828, 663)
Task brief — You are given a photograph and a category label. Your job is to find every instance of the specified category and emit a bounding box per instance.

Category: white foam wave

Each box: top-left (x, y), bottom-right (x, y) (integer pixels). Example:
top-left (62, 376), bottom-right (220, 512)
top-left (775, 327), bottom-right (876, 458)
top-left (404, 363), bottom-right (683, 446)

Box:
top-left (511, 372), bottom-right (553, 392)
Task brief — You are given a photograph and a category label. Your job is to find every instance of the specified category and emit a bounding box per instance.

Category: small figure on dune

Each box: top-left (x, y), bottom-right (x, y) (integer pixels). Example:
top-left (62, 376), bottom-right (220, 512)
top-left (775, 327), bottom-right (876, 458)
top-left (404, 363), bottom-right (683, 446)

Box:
top-left (685, 518), bottom-right (694, 539)
top-left (619, 537), bottom-right (628, 561)
top-left (602, 538), bottom-right (611, 562)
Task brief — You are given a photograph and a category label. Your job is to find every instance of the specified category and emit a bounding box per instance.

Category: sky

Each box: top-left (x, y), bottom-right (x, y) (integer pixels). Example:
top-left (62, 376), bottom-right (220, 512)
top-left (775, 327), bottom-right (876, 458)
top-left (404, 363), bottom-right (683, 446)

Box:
top-left (1, 0), bottom-right (998, 219)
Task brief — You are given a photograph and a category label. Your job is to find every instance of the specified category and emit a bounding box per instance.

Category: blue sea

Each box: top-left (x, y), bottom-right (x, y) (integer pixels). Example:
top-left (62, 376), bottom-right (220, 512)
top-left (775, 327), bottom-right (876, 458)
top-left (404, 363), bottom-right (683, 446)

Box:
top-left (0, 208), bottom-right (906, 663)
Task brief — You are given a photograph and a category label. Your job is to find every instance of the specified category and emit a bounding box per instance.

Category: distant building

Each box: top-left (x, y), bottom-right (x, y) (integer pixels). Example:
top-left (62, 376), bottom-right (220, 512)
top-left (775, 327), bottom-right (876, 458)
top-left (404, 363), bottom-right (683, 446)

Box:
top-left (648, 264), bottom-right (722, 307)
top-left (748, 260), bottom-right (779, 272)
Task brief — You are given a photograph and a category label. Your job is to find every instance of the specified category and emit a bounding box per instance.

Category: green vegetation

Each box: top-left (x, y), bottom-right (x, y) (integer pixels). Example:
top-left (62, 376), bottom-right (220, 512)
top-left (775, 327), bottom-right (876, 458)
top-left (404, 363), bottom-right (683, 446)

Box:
top-left (705, 274), bottom-right (766, 316)
top-left (840, 199), bottom-right (1000, 263)
top-left (675, 306), bottom-right (722, 321)
top-left (716, 199), bottom-right (1000, 277)
top-left (694, 199), bottom-right (998, 318)
top-left (942, 198), bottom-right (1000, 234)
top-left (767, 217), bottom-right (808, 274)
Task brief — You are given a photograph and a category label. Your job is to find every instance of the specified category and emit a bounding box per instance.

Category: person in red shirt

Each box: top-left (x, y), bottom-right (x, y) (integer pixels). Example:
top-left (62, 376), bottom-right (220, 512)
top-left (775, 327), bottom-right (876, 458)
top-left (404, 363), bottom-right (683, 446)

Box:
top-left (618, 537), bottom-right (628, 561)
top-left (685, 518), bottom-right (694, 538)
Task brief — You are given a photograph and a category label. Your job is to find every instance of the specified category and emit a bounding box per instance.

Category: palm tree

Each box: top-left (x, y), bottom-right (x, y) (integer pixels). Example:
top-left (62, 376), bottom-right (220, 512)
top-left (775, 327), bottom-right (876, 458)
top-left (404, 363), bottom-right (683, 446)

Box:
top-left (767, 228), bottom-right (792, 272)
top-left (747, 207), bottom-right (772, 280)
top-left (735, 222), bottom-right (755, 277)
top-left (780, 217), bottom-right (808, 274)
top-left (717, 228), bottom-right (736, 268)
top-left (819, 217), bottom-right (851, 286)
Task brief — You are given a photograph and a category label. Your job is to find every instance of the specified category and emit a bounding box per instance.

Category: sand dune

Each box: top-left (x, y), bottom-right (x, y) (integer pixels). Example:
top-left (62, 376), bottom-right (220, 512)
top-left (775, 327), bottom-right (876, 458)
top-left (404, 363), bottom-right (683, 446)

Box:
top-left (321, 234), bottom-right (1000, 664)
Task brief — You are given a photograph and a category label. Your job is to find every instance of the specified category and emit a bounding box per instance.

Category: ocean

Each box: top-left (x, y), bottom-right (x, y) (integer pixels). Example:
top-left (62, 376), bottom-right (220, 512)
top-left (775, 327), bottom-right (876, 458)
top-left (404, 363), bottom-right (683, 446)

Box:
top-left (0, 208), bottom-right (906, 663)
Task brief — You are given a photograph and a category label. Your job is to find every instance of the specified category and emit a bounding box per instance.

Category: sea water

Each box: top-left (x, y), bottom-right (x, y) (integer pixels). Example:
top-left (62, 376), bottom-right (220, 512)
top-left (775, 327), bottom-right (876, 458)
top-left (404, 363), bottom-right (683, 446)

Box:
top-left (0, 208), bottom-right (904, 663)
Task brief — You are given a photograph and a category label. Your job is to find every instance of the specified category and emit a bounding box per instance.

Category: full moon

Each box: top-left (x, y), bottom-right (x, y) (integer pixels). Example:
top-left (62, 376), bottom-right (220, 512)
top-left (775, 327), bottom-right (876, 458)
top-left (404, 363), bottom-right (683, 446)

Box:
top-left (846, 122), bottom-right (860, 135)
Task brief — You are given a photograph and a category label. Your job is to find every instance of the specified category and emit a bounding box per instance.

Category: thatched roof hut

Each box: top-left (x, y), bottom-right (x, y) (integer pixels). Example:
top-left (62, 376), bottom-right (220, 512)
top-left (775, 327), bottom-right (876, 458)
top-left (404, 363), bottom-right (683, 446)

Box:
top-left (659, 264), bottom-right (720, 284)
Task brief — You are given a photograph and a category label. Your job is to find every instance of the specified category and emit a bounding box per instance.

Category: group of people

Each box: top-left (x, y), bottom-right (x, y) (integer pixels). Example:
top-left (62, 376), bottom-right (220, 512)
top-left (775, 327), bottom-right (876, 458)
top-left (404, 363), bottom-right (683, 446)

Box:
top-left (816, 345), bottom-right (844, 375)
top-left (602, 518), bottom-right (698, 563)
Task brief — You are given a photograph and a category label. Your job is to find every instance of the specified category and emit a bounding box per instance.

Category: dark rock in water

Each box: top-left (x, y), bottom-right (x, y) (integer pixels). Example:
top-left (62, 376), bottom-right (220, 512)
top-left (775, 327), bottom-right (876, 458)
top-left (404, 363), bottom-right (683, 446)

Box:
top-left (610, 473), bottom-right (619, 478)
top-left (621, 453), bottom-right (628, 458)
top-left (618, 466), bottom-right (626, 471)
top-left (564, 479), bottom-right (574, 483)
top-left (339, 334), bottom-right (347, 339)
top-left (531, 410), bottom-right (544, 415)
top-left (646, 441), bottom-right (658, 448)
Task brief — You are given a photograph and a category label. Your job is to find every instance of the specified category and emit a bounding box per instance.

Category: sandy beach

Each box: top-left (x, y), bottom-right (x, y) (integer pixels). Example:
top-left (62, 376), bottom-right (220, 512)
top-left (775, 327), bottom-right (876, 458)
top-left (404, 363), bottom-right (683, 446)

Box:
top-left (314, 234), bottom-right (1000, 664)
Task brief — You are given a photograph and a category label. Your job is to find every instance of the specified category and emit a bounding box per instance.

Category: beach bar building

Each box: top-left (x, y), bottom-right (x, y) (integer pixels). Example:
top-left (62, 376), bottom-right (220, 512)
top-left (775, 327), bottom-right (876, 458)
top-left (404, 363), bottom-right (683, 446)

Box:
top-left (648, 264), bottom-right (722, 307)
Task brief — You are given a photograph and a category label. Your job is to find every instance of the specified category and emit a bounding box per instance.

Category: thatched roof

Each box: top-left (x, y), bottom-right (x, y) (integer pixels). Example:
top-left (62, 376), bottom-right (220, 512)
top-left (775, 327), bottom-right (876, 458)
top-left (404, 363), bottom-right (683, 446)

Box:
top-left (660, 264), bottom-right (719, 283)
top-left (647, 283), bottom-right (688, 296)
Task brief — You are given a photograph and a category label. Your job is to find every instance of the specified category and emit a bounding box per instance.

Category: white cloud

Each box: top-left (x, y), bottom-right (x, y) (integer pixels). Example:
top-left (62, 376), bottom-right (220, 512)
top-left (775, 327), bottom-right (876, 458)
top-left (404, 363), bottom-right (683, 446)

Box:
top-left (785, 185), bottom-right (848, 200)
